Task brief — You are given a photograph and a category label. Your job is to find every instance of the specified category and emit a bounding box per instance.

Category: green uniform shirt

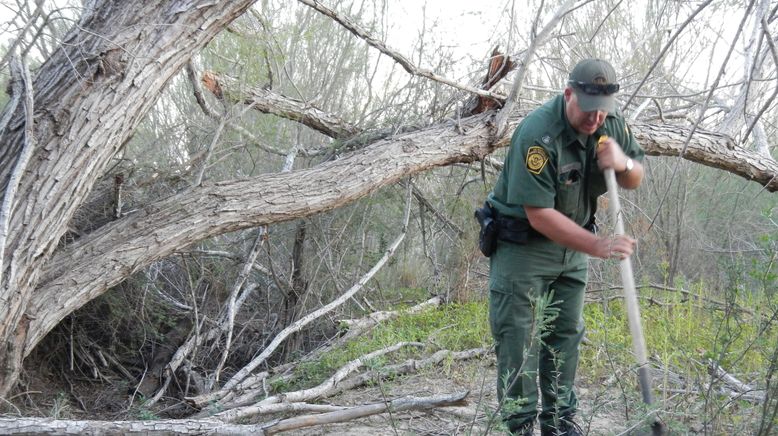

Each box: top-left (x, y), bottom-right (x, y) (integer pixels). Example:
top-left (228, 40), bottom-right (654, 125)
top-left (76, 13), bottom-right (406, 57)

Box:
top-left (489, 94), bottom-right (644, 227)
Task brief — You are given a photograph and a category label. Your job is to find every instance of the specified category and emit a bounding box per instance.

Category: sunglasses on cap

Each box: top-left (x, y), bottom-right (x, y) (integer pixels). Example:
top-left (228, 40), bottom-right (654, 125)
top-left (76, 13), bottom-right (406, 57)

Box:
top-left (569, 81), bottom-right (620, 95)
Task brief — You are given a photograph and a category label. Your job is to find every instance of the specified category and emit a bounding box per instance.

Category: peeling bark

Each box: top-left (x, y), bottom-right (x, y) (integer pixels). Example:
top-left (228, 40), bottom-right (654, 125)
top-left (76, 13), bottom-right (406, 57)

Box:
top-left (0, 0), bottom-right (258, 396)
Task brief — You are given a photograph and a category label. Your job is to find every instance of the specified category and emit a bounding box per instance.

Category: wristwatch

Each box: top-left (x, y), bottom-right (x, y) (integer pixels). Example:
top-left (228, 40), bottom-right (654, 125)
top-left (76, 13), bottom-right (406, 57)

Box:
top-left (621, 158), bottom-right (634, 174)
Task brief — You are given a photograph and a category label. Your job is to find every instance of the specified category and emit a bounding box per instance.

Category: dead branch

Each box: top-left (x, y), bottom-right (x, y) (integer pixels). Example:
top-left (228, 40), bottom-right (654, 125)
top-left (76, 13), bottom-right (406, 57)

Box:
top-left (264, 296), bottom-right (443, 394)
top-left (0, 390), bottom-right (466, 434)
top-left (258, 391), bottom-right (469, 435)
top-left (708, 360), bottom-right (766, 403)
top-left (296, 0), bottom-right (505, 102)
top-left (338, 296), bottom-right (442, 333)
top-left (208, 341), bottom-right (425, 421)
top-left (494, 0), bottom-right (576, 138)
top-left (331, 348), bottom-right (489, 397)
top-left (408, 182), bottom-right (465, 237)
top-left (213, 229), bottom-right (267, 385)
top-left (187, 63), bottom-right (290, 156)
top-left (187, 183), bottom-right (416, 409)
top-left (204, 72), bottom-right (360, 140)
top-left (460, 47), bottom-right (517, 117)
top-left (0, 403), bottom-right (343, 435)
top-left (586, 283), bottom-right (762, 318)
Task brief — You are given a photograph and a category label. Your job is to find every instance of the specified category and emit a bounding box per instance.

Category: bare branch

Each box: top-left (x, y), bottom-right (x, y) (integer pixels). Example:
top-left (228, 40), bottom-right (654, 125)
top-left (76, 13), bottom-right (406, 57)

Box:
top-left (623, 0), bottom-right (714, 111)
top-left (494, 0), bottom-right (576, 138)
top-left (212, 229), bottom-right (266, 385)
top-left (0, 0), bottom-right (44, 72)
top-left (187, 181), bottom-right (416, 408)
top-left (296, 0), bottom-right (506, 102)
top-left (205, 72), bottom-right (361, 141)
top-left (210, 341), bottom-right (424, 420)
top-left (742, 17), bottom-right (778, 151)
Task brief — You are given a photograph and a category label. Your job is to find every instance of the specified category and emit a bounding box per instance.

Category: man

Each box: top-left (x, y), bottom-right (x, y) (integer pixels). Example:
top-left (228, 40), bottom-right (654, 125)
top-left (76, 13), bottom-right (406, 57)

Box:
top-left (485, 58), bottom-right (644, 435)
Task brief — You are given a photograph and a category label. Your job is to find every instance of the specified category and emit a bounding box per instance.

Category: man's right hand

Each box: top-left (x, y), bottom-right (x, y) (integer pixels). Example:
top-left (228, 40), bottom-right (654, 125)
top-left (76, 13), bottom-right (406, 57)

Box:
top-left (593, 234), bottom-right (636, 260)
top-left (525, 206), bottom-right (638, 259)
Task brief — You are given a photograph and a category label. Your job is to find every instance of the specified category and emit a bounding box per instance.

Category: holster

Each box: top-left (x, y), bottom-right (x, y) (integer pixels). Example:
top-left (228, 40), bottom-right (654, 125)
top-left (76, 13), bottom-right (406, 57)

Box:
top-left (475, 202), bottom-right (596, 258)
top-left (474, 201), bottom-right (498, 257)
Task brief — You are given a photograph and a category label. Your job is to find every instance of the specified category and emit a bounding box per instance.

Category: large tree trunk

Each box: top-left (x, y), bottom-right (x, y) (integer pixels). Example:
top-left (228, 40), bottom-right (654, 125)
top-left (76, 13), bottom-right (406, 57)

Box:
top-left (0, 0), bottom-right (257, 397)
top-left (22, 109), bottom-right (778, 361)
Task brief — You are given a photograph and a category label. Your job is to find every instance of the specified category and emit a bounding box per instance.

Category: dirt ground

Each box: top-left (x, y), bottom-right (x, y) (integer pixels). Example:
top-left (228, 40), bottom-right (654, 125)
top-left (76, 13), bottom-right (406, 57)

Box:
top-left (289, 357), bottom-right (639, 436)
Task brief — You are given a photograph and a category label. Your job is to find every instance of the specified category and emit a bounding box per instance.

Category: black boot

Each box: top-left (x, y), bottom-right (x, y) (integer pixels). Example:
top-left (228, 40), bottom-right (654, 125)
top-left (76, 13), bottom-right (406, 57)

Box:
top-left (540, 416), bottom-right (584, 436)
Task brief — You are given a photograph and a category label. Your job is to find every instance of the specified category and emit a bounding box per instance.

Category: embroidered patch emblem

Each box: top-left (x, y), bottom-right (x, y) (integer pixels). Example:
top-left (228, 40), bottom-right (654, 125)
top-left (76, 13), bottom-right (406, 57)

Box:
top-left (541, 134), bottom-right (552, 144)
top-left (526, 146), bottom-right (548, 175)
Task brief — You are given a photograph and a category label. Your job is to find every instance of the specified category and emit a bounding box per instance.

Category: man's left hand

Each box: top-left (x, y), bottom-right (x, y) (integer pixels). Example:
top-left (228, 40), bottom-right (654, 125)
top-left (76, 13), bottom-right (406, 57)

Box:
top-left (596, 136), bottom-right (629, 172)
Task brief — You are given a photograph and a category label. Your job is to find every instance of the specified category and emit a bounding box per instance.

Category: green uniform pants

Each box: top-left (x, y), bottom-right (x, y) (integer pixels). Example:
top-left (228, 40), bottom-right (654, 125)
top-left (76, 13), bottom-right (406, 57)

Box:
top-left (488, 238), bottom-right (587, 431)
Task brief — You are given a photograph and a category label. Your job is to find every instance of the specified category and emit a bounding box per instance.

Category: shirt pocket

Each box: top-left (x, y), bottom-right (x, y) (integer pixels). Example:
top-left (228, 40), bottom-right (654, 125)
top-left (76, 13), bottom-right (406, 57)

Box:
top-left (588, 167), bottom-right (607, 197)
top-left (556, 168), bottom-right (582, 218)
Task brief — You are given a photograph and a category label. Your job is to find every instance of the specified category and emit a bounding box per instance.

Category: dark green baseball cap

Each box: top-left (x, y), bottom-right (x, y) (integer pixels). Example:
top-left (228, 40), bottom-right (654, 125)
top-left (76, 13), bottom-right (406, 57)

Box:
top-left (568, 58), bottom-right (619, 112)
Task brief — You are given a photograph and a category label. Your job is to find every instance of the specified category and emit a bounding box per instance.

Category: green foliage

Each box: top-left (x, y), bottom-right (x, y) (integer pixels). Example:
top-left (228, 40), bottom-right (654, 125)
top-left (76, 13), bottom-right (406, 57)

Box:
top-left (130, 396), bottom-right (160, 421)
top-left (582, 288), bottom-right (777, 378)
top-left (278, 301), bottom-right (491, 391)
top-left (49, 392), bottom-right (71, 419)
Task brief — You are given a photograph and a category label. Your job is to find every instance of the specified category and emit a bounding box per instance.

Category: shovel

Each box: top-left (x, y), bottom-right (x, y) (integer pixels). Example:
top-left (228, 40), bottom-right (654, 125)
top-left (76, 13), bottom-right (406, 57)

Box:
top-left (599, 136), bottom-right (666, 436)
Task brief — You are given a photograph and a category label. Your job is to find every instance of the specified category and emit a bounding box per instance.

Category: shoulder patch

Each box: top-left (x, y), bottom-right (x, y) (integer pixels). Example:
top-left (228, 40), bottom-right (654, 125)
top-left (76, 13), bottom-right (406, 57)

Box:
top-left (526, 146), bottom-right (549, 175)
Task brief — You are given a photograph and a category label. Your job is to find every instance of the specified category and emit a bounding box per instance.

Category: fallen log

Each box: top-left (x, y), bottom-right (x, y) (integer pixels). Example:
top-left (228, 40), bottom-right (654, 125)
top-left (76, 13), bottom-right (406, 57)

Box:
top-left (259, 390), bottom-right (469, 435)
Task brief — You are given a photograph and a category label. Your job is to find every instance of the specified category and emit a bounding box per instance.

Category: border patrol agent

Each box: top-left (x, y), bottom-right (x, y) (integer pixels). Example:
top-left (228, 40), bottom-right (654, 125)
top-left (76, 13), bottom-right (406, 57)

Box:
top-left (485, 59), bottom-right (645, 435)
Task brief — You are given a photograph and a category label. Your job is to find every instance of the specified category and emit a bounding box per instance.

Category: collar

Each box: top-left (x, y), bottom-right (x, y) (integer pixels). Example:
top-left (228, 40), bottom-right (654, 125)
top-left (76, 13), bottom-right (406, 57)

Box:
top-left (559, 96), bottom-right (586, 149)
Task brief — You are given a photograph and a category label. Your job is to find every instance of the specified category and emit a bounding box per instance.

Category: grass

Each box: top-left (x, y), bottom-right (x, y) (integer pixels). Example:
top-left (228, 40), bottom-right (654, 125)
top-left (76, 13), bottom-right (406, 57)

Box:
top-left (277, 301), bottom-right (491, 391)
top-left (582, 289), bottom-right (777, 379)
top-left (276, 285), bottom-right (776, 432)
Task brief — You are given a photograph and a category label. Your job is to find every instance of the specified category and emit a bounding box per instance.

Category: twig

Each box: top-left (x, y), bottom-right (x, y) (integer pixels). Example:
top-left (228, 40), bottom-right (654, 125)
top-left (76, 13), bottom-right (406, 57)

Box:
top-left (408, 181), bottom-right (464, 237)
top-left (297, 0), bottom-right (504, 102)
top-left (188, 179), bottom-right (416, 408)
top-left (646, 0), bottom-right (756, 233)
top-left (0, 0), bottom-right (44, 73)
top-left (742, 17), bottom-right (778, 149)
top-left (623, 0), bottom-right (714, 110)
top-left (494, 0), bottom-right (576, 138)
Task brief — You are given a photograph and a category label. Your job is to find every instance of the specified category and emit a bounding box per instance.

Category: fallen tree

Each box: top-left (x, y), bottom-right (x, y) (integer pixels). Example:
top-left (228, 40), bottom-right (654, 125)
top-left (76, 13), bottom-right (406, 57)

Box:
top-left (2, 0), bottom-right (777, 402)
top-left (0, 391), bottom-right (468, 435)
